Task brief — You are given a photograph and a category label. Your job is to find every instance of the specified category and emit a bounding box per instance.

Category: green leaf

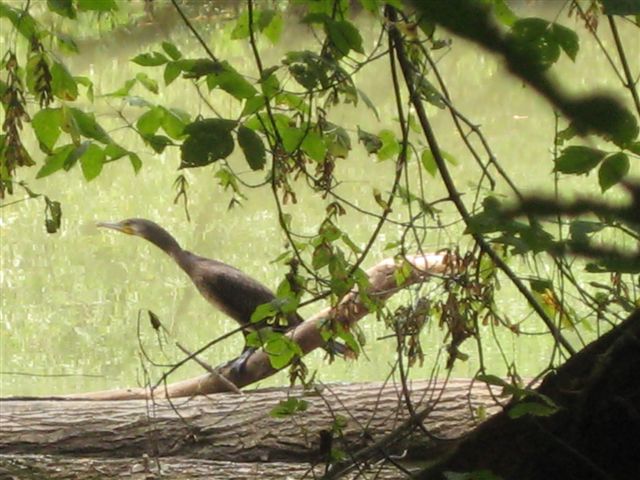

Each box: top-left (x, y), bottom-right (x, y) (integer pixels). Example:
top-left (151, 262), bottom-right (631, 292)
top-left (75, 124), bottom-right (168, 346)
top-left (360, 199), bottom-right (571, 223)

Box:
top-left (47, 0), bottom-right (76, 19)
top-left (627, 141), bottom-right (640, 155)
top-left (0, 3), bottom-right (39, 39)
top-left (302, 12), bottom-right (331, 25)
top-left (32, 108), bottom-right (62, 153)
top-left (301, 131), bottom-right (327, 162)
top-left (444, 470), bottom-right (502, 480)
top-left (357, 88), bottom-right (380, 120)
top-left (554, 146), bottom-right (606, 174)
top-left (131, 52), bottom-right (168, 67)
top-left (25, 54), bottom-right (45, 95)
top-left (442, 150), bottom-right (459, 166)
top-left (476, 373), bottom-right (521, 394)
top-left (601, 0), bottom-right (640, 15)
top-left (104, 142), bottom-right (127, 160)
top-left (55, 32), bottom-right (79, 54)
top-left (242, 95), bottom-right (266, 117)
top-left (180, 119), bottom-right (236, 168)
top-left (376, 130), bottom-right (400, 160)
top-left (357, 127), bottom-right (382, 154)
top-left (326, 123), bottom-right (351, 158)
top-left (598, 152), bottom-right (629, 192)
top-left (490, 0), bottom-right (517, 26)
top-left (263, 12), bottom-right (283, 43)
top-left (106, 78), bottom-right (136, 97)
top-left (79, 143), bottom-right (105, 181)
top-left (161, 108), bottom-right (188, 139)
top-left (65, 141), bottom-right (90, 170)
top-left (44, 197), bottom-right (62, 233)
top-left (417, 77), bottom-right (445, 108)
top-left (569, 220), bottom-right (604, 243)
top-left (250, 303), bottom-right (278, 324)
top-left (320, 220), bottom-right (342, 242)
top-left (164, 61), bottom-right (182, 86)
top-left (358, 0), bottom-right (381, 14)
top-left (509, 18), bottom-right (560, 70)
top-left (237, 125), bottom-right (266, 170)
top-left (231, 11), bottom-right (251, 39)
top-left (265, 335), bottom-right (302, 369)
top-left (586, 255), bottom-right (640, 274)
top-left (77, 0), bottom-right (116, 11)
top-left (135, 72), bottom-right (158, 94)
top-left (509, 401), bottom-right (558, 419)
top-left (145, 134), bottom-right (172, 154)
top-left (607, 106), bottom-right (639, 148)
top-left (129, 152), bottom-right (142, 173)
top-left (66, 108), bottom-right (111, 144)
top-left (270, 398), bottom-right (309, 418)
top-left (179, 58), bottom-right (216, 78)
top-left (283, 51), bottom-right (322, 90)
top-left (280, 125), bottom-right (305, 153)
top-left (161, 41), bottom-right (182, 60)
top-left (256, 9), bottom-right (276, 30)
top-left (572, 96), bottom-right (639, 148)
top-left (556, 123), bottom-right (577, 145)
top-left (326, 19), bottom-right (364, 56)
top-left (206, 61), bottom-right (257, 100)
top-left (551, 23), bottom-right (579, 61)
top-left (260, 67), bottom-right (281, 98)
top-left (51, 61), bottom-right (78, 101)
top-left (421, 149), bottom-right (438, 176)
top-left (231, 9), bottom-right (280, 40)
top-left (75, 76), bottom-right (94, 102)
top-left (36, 145), bottom-right (74, 178)
top-left (312, 243), bottom-right (333, 270)
top-left (465, 196), bottom-right (510, 235)
top-left (136, 106), bottom-right (164, 136)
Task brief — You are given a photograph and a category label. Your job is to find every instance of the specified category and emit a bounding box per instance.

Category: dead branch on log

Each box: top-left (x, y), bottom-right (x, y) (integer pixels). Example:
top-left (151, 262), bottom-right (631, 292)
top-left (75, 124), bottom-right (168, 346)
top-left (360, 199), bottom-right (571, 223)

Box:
top-left (59, 253), bottom-right (456, 400)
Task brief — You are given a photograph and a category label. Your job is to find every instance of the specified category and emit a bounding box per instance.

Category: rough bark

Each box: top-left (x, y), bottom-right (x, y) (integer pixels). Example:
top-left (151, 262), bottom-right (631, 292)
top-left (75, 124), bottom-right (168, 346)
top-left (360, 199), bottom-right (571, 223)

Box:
top-left (59, 253), bottom-right (456, 400)
top-left (0, 455), bottom-right (410, 480)
top-left (416, 309), bottom-right (640, 480)
top-left (0, 379), bottom-right (499, 462)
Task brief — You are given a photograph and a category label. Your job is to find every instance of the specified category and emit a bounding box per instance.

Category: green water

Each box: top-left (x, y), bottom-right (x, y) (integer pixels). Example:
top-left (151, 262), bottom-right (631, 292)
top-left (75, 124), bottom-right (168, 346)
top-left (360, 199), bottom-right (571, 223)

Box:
top-left (1, 3), bottom-right (637, 396)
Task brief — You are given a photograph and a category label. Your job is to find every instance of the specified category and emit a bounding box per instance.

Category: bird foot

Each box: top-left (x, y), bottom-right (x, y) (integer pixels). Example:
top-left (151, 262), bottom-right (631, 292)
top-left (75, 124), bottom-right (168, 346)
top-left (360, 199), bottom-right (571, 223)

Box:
top-left (226, 347), bottom-right (257, 375)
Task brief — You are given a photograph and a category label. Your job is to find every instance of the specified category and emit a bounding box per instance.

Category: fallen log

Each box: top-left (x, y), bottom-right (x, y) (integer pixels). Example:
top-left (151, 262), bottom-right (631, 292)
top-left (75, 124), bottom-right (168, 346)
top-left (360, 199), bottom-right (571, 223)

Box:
top-left (0, 455), bottom-right (411, 480)
top-left (0, 379), bottom-right (499, 462)
top-left (61, 253), bottom-right (456, 400)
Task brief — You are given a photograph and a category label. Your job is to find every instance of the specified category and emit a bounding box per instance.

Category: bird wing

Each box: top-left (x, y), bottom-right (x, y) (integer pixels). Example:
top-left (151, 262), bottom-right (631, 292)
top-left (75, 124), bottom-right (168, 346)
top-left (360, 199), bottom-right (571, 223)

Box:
top-left (189, 257), bottom-right (302, 334)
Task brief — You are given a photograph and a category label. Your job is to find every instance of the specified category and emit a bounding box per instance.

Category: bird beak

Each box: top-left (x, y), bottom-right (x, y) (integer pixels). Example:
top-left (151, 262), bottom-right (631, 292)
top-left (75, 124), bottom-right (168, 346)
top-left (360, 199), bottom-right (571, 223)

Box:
top-left (97, 221), bottom-right (133, 235)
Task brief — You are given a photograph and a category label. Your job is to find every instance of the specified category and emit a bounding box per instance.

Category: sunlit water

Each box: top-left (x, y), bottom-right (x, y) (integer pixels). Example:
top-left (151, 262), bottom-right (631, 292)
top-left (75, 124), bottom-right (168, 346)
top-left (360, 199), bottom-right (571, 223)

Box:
top-left (1, 2), bottom-right (637, 396)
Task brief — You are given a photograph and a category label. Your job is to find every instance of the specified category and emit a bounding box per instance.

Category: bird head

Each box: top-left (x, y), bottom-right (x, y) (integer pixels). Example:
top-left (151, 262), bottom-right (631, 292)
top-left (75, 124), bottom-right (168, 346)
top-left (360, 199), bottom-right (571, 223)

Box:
top-left (98, 218), bottom-right (164, 240)
top-left (97, 218), bottom-right (148, 237)
top-left (97, 218), bottom-right (181, 254)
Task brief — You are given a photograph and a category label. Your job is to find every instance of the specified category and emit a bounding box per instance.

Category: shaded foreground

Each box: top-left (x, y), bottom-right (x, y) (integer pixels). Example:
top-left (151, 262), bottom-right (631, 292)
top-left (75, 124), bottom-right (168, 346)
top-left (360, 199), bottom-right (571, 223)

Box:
top-left (1, 379), bottom-right (497, 478)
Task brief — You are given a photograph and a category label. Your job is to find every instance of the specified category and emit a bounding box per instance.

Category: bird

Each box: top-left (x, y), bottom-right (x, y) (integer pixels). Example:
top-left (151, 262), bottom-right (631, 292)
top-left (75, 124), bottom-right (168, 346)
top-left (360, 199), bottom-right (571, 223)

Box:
top-left (97, 218), bottom-right (347, 369)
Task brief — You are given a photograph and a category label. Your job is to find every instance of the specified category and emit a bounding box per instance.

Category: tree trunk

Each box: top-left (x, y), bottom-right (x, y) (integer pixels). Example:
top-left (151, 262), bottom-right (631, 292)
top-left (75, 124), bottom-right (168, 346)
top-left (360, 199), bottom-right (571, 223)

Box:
top-left (0, 379), bottom-right (498, 462)
top-left (416, 309), bottom-right (640, 480)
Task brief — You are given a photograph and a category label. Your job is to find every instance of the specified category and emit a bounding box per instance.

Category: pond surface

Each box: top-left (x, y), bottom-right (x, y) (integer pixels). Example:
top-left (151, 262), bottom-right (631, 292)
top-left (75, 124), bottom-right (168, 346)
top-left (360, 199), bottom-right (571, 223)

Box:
top-left (1, 2), bottom-right (636, 396)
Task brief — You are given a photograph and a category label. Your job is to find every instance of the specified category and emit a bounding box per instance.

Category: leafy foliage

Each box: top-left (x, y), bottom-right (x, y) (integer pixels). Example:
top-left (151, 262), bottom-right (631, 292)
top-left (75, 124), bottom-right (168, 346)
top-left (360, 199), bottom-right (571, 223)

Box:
top-left (2, 8), bottom-right (639, 475)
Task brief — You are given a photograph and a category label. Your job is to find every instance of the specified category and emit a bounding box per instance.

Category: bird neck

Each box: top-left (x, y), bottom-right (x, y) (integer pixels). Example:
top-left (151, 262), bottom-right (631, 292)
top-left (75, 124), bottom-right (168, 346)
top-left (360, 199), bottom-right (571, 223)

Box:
top-left (143, 226), bottom-right (183, 259)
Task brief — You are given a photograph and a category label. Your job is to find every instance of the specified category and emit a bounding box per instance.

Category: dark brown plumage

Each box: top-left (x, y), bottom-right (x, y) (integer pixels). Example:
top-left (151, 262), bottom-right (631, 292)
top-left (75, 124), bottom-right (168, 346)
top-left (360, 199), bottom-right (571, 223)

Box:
top-left (97, 218), bottom-right (344, 362)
